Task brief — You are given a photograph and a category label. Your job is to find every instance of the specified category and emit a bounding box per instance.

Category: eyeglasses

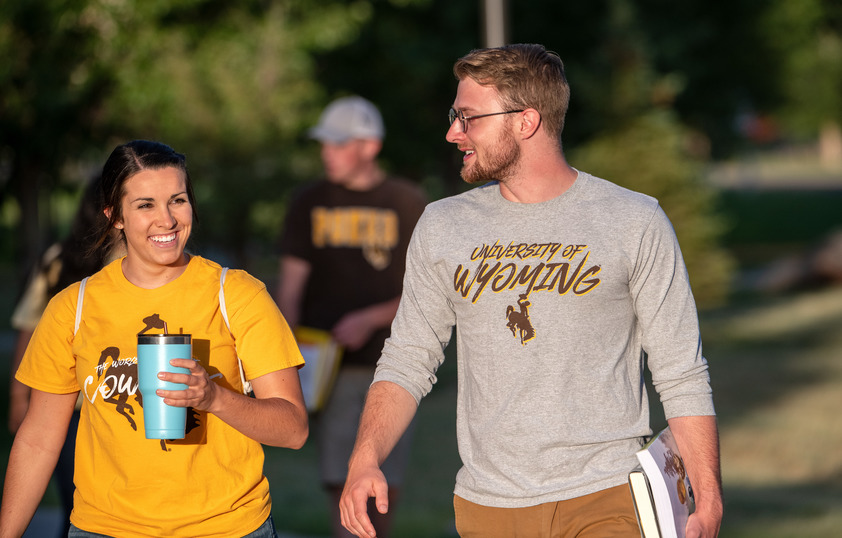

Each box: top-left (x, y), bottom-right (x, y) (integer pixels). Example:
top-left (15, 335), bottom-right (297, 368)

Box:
top-left (448, 107), bottom-right (524, 132)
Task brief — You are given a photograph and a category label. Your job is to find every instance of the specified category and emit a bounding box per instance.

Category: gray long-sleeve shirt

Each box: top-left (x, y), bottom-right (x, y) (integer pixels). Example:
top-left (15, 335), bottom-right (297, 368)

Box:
top-left (374, 170), bottom-right (715, 508)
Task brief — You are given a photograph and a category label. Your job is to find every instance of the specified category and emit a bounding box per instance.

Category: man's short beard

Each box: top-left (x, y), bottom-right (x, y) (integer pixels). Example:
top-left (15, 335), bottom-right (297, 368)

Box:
top-left (461, 127), bottom-right (521, 184)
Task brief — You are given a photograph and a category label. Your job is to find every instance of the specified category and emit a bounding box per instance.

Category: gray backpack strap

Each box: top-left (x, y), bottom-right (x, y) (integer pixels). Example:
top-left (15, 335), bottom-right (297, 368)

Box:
top-left (74, 277), bottom-right (89, 335)
top-left (220, 268), bottom-right (252, 395)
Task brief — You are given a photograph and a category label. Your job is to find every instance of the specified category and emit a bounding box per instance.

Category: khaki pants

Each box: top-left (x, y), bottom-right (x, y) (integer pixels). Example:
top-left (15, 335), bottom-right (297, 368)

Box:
top-left (453, 484), bottom-right (639, 537)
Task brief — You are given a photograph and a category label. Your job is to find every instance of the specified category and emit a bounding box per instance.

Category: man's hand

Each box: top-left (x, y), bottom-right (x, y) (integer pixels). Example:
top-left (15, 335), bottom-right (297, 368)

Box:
top-left (670, 415), bottom-right (723, 538)
top-left (332, 310), bottom-right (378, 351)
top-left (340, 463), bottom-right (390, 537)
top-left (685, 505), bottom-right (722, 538)
top-left (339, 381), bottom-right (417, 536)
top-left (332, 298), bottom-right (401, 352)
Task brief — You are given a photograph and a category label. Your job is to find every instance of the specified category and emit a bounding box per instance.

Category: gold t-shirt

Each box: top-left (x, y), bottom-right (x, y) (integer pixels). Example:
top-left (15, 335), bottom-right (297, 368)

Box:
top-left (17, 256), bottom-right (303, 537)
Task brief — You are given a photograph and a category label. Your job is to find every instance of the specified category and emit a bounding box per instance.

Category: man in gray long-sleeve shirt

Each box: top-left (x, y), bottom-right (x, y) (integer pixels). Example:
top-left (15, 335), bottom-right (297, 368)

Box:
top-left (340, 43), bottom-right (723, 538)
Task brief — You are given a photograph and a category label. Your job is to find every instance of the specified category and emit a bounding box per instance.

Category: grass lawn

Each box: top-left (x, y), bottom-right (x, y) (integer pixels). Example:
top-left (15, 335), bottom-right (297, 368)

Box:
top-left (703, 286), bottom-right (842, 537)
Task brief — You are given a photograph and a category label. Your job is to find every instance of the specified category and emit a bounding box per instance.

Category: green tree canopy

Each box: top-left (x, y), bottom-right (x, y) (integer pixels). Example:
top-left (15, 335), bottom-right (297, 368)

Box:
top-left (1, 0), bottom-right (414, 272)
top-left (3, 0), bottom-right (834, 301)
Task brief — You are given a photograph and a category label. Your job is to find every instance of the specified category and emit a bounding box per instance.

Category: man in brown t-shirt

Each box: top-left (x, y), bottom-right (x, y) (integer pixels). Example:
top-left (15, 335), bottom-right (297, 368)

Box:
top-left (276, 96), bottom-right (426, 538)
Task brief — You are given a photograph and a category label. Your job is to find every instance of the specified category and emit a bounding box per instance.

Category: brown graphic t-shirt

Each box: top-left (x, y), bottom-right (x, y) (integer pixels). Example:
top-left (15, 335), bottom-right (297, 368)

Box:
top-left (279, 177), bottom-right (427, 365)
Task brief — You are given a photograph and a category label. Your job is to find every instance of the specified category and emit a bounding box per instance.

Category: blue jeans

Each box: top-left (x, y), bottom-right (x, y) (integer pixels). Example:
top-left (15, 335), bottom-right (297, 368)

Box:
top-left (68, 515), bottom-right (279, 538)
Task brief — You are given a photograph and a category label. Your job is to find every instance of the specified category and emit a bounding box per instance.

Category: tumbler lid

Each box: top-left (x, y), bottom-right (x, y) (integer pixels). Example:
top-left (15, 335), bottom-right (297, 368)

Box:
top-left (137, 334), bottom-right (191, 345)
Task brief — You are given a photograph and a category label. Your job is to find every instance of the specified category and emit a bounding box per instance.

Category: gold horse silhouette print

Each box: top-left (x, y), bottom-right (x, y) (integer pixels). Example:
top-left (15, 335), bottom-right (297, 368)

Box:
top-left (505, 293), bottom-right (536, 345)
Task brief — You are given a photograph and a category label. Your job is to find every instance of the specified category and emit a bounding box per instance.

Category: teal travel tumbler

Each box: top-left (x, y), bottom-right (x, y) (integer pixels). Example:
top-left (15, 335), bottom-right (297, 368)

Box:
top-left (137, 334), bottom-right (191, 439)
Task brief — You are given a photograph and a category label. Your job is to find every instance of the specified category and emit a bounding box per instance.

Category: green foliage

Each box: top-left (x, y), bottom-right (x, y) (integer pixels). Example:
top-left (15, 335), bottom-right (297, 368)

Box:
top-left (1, 0), bottom-right (389, 267)
top-left (612, 0), bottom-right (789, 156)
top-left (94, 4), bottom-right (311, 257)
top-left (763, 0), bottom-right (842, 137)
top-left (0, 0), bottom-right (115, 265)
top-left (569, 111), bottom-right (735, 307)
top-left (1, 0), bottom-right (837, 273)
top-left (311, 0), bottom-right (480, 197)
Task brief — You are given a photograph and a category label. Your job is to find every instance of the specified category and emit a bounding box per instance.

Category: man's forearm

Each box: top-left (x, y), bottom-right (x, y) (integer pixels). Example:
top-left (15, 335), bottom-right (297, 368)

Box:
top-left (356, 297), bottom-right (401, 331)
top-left (348, 380), bottom-right (418, 470)
top-left (668, 415), bottom-right (723, 535)
top-left (277, 256), bottom-right (312, 328)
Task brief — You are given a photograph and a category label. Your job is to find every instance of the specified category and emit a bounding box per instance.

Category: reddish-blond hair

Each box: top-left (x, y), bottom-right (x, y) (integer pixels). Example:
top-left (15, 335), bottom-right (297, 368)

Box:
top-left (454, 44), bottom-right (570, 146)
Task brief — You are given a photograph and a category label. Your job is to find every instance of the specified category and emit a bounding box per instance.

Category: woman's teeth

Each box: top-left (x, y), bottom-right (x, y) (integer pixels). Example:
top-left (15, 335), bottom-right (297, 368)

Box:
top-left (151, 233), bottom-right (176, 243)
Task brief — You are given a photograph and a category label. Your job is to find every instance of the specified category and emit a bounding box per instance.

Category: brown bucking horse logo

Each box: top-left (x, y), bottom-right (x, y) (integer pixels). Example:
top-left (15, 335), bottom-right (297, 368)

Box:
top-left (505, 293), bottom-right (536, 345)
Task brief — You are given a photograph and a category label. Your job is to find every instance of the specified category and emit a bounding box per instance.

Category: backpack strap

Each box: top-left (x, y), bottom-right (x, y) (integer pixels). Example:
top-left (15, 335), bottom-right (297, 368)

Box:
top-left (74, 277), bottom-right (88, 335)
top-left (220, 267), bottom-right (252, 395)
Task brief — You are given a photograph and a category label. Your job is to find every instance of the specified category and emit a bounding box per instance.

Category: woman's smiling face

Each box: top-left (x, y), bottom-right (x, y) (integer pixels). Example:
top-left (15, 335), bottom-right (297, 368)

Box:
top-left (114, 166), bottom-right (193, 274)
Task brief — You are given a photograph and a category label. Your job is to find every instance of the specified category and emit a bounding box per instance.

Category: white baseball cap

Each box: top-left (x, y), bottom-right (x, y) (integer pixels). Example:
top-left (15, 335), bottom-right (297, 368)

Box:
top-left (308, 96), bottom-right (385, 143)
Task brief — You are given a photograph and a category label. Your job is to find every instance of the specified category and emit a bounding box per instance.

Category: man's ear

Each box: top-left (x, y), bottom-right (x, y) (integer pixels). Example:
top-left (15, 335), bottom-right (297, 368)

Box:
top-left (518, 109), bottom-right (542, 139)
top-left (360, 139), bottom-right (383, 160)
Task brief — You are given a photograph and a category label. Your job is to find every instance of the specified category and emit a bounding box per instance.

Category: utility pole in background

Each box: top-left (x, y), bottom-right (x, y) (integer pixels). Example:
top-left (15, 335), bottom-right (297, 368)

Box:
top-left (482, 0), bottom-right (509, 47)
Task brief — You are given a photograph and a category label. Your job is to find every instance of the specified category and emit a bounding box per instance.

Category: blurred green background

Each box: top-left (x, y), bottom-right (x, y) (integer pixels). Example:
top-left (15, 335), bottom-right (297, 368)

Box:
top-left (1, 0), bottom-right (841, 536)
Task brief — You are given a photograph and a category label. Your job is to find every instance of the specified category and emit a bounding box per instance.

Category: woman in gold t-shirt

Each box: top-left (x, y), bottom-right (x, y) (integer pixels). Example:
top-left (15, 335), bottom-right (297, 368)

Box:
top-left (0, 140), bottom-right (308, 538)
